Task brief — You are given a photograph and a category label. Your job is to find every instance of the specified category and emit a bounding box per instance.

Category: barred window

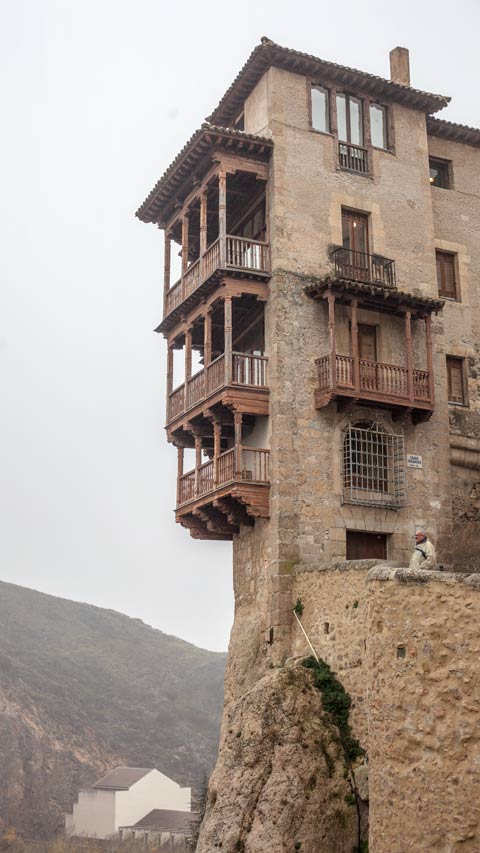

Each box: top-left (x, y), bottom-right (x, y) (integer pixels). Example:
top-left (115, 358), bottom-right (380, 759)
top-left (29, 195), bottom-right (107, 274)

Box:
top-left (343, 422), bottom-right (406, 508)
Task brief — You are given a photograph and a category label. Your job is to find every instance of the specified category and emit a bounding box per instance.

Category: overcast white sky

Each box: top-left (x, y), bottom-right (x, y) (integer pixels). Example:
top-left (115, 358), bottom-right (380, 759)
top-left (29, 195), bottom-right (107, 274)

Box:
top-left (1, 0), bottom-right (479, 652)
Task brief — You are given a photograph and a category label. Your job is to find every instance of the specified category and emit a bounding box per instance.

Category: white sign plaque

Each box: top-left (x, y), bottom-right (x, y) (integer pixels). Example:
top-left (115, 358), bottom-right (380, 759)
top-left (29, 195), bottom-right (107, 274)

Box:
top-left (407, 454), bottom-right (423, 469)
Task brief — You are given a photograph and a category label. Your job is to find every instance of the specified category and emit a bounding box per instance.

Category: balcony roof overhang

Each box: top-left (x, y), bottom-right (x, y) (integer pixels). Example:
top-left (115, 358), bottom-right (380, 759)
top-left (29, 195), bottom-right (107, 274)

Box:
top-left (427, 116), bottom-right (480, 148)
top-left (136, 124), bottom-right (273, 226)
top-left (207, 37), bottom-right (450, 128)
top-left (305, 276), bottom-right (444, 316)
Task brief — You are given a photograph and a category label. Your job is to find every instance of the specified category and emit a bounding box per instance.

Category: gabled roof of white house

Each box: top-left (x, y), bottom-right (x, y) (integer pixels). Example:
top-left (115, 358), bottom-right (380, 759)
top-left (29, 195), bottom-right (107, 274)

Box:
top-left (93, 767), bottom-right (153, 790)
top-left (131, 809), bottom-right (196, 832)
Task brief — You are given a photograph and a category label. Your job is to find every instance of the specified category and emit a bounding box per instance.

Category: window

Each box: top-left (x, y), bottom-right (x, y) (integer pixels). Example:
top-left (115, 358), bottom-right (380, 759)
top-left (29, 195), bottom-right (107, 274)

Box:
top-left (233, 111), bottom-right (245, 131)
top-left (370, 104), bottom-right (388, 149)
top-left (429, 157), bottom-right (450, 188)
top-left (337, 94), bottom-right (364, 145)
top-left (436, 251), bottom-right (458, 299)
top-left (239, 203), bottom-right (265, 241)
top-left (343, 422), bottom-right (406, 508)
top-left (447, 356), bottom-right (467, 405)
top-left (311, 85), bottom-right (330, 133)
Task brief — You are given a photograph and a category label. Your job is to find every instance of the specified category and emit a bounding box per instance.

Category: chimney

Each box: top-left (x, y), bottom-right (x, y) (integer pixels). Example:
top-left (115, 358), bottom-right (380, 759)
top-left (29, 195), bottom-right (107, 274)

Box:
top-left (389, 47), bottom-right (410, 86)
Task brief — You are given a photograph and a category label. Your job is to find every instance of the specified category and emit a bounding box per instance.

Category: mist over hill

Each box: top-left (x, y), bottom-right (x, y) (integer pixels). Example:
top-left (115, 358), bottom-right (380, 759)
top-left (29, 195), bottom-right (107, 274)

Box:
top-left (0, 580), bottom-right (226, 839)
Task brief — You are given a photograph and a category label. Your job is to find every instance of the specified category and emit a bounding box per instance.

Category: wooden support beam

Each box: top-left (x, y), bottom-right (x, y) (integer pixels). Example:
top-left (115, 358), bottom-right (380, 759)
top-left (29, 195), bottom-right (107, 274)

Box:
top-left (425, 315), bottom-right (434, 404)
top-left (181, 214), bottom-right (189, 298)
top-left (176, 446), bottom-right (184, 505)
top-left (328, 290), bottom-right (337, 390)
top-left (218, 171), bottom-right (227, 267)
top-left (405, 310), bottom-right (414, 402)
top-left (194, 434), bottom-right (202, 497)
top-left (351, 297), bottom-right (360, 393)
top-left (224, 295), bottom-right (233, 385)
top-left (204, 309), bottom-right (212, 367)
top-left (185, 328), bottom-right (192, 383)
top-left (213, 418), bottom-right (221, 487)
top-left (163, 233), bottom-right (171, 316)
top-left (166, 345), bottom-right (174, 421)
top-left (234, 412), bottom-right (243, 478)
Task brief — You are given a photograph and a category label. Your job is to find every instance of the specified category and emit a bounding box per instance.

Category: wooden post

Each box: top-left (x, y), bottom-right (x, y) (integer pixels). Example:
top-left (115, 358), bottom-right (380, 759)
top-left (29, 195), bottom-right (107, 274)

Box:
top-left (194, 434), bottom-right (202, 497)
top-left (185, 328), bottom-right (192, 409)
top-left (176, 446), bottom-right (184, 505)
top-left (181, 214), bottom-right (189, 297)
top-left (218, 171), bottom-right (227, 267)
top-left (405, 310), bottom-right (415, 402)
top-left (163, 232), bottom-right (171, 316)
top-left (213, 419), bottom-right (221, 486)
top-left (351, 297), bottom-right (360, 393)
top-left (204, 310), bottom-right (212, 369)
top-left (425, 314), bottom-right (434, 404)
top-left (224, 295), bottom-right (232, 385)
top-left (234, 412), bottom-right (243, 478)
top-left (328, 290), bottom-right (337, 389)
top-left (166, 345), bottom-right (174, 421)
top-left (199, 192), bottom-right (207, 282)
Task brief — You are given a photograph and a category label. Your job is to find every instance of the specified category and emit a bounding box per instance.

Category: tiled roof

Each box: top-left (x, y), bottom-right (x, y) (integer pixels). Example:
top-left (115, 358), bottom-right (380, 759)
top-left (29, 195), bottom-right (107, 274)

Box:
top-left (136, 123), bottom-right (272, 225)
top-left (427, 116), bottom-right (480, 148)
top-left (207, 37), bottom-right (450, 127)
top-left (93, 767), bottom-right (153, 790)
top-left (131, 809), bottom-right (196, 832)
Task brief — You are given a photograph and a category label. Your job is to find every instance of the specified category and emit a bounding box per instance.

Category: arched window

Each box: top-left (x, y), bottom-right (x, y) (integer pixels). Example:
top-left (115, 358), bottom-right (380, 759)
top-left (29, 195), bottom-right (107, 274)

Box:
top-left (343, 421), bottom-right (406, 508)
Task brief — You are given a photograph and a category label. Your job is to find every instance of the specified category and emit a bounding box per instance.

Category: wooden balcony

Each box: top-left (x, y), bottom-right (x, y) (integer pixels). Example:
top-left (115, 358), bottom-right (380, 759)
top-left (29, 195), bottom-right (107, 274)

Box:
top-left (168, 352), bottom-right (268, 426)
top-left (176, 446), bottom-right (270, 540)
top-left (162, 235), bottom-right (270, 330)
top-left (315, 353), bottom-right (434, 419)
top-left (332, 248), bottom-right (396, 289)
top-left (338, 142), bottom-right (369, 174)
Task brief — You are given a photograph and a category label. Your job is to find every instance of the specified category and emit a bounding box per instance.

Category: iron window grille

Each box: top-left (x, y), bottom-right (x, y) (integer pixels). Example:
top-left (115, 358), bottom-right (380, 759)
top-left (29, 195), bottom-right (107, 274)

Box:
top-left (343, 422), bottom-right (406, 509)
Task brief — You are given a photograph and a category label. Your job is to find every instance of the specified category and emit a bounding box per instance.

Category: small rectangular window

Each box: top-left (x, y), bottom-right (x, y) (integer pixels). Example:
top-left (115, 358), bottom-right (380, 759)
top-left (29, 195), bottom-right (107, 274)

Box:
top-left (233, 112), bottom-right (245, 131)
top-left (370, 104), bottom-right (388, 149)
top-left (429, 157), bottom-right (450, 188)
top-left (436, 251), bottom-right (458, 299)
top-left (337, 94), bottom-right (363, 145)
top-left (311, 85), bottom-right (330, 133)
top-left (447, 356), bottom-right (466, 405)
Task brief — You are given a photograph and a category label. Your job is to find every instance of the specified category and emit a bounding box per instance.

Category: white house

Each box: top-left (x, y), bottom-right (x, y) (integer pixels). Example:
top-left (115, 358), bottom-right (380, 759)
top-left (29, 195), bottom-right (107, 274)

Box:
top-left (65, 767), bottom-right (191, 838)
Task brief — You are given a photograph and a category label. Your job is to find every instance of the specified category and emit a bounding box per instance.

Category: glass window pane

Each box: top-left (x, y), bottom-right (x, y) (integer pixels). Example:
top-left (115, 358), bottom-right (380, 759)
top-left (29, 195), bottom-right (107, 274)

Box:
top-left (429, 158), bottom-right (449, 188)
top-left (349, 97), bottom-right (363, 145)
top-left (370, 104), bottom-right (387, 149)
top-left (311, 86), bottom-right (329, 133)
top-left (336, 94), bottom-right (347, 142)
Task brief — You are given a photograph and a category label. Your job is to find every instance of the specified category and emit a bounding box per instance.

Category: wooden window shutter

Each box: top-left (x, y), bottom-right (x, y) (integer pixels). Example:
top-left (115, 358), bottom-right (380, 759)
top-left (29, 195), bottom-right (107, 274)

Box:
top-left (447, 357), bottom-right (465, 404)
top-left (436, 252), bottom-right (457, 298)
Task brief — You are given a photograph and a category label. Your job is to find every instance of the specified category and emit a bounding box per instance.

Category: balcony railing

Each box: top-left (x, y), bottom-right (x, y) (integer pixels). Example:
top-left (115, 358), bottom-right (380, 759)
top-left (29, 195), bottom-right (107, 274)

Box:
top-left (177, 446), bottom-right (270, 506)
top-left (165, 235), bottom-right (270, 316)
top-left (316, 354), bottom-right (433, 405)
top-left (332, 248), bottom-right (396, 288)
top-left (168, 352), bottom-right (268, 423)
top-left (339, 142), bottom-right (369, 174)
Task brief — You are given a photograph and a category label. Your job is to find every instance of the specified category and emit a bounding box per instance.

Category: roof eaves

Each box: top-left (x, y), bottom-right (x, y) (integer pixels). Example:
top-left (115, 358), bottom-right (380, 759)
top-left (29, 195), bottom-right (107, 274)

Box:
top-left (207, 37), bottom-right (450, 126)
top-left (427, 116), bottom-right (480, 148)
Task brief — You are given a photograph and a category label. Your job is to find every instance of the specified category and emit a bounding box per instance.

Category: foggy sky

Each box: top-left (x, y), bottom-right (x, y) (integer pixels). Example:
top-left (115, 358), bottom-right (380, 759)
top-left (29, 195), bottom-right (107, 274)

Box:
top-left (1, 0), bottom-right (479, 652)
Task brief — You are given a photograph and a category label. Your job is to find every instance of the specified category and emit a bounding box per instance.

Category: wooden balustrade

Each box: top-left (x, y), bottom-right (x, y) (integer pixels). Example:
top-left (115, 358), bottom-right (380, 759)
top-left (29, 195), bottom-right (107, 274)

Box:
top-left (206, 354), bottom-right (225, 394)
top-left (332, 248), bottom-right (396, 288)
top-left (338, 142), bottom-right (369, 174)
top-left (163, 235), bottom-right (270, 320)
top-left (177, 447), bottom-right (270, 505)
top-left (167, 354), bottom-right (268, 422)
top-left (186, 370), bottom-right (205, 410)
top-left (232, 353), bottom-right (268, 386)
top-left (226, 236), bottom-right (269, 272)
top-left (316, 354), bottom-right (432, 404)
top-left (168, 384), bottom-right (185, 421)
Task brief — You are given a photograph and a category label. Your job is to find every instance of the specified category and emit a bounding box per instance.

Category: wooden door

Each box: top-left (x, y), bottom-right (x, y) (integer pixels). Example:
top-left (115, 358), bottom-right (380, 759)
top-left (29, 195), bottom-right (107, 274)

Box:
top-left (346, 531), bottom-right (387, 561)
top-left (342, 211), bottom-right (369, 280)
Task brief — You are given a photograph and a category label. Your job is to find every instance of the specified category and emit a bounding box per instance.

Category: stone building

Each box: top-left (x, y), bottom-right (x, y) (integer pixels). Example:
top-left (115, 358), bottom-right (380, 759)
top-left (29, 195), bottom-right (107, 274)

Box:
top-left (137, 38), bottom-right (480, 853)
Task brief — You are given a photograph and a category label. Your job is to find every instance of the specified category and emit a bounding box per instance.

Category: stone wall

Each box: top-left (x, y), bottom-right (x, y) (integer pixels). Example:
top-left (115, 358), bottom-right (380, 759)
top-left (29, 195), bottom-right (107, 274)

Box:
top-left (366, 567), bottom-right (480, 852)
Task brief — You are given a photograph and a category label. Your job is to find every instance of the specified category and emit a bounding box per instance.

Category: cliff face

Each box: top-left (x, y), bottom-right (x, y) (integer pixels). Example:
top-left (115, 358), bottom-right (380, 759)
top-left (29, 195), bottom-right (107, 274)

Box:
top-left (197, 664), bottom-right (361, 853)
top-left (0, 580), bottom-right (225, 839)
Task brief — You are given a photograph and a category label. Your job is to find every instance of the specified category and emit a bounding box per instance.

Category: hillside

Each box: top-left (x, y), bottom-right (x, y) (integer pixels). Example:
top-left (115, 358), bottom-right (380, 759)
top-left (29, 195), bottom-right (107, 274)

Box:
top-left (0, 580), bottom-right (226, 839)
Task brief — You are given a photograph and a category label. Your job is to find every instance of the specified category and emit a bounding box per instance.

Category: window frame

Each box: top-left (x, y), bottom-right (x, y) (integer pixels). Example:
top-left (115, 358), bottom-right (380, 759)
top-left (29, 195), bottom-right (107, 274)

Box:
top-left (309, 82), bottom-right (332, 136)
top-left (436, 250), bottom-right (459, 301)
top-left (369, 102), bottom-right (389, 151)
top-left (336, 92), bottom-right (365, 147)
top-left (429, 157), bottom-right (451, 189)
top-left (446, 356), bottom-right (468, 406)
